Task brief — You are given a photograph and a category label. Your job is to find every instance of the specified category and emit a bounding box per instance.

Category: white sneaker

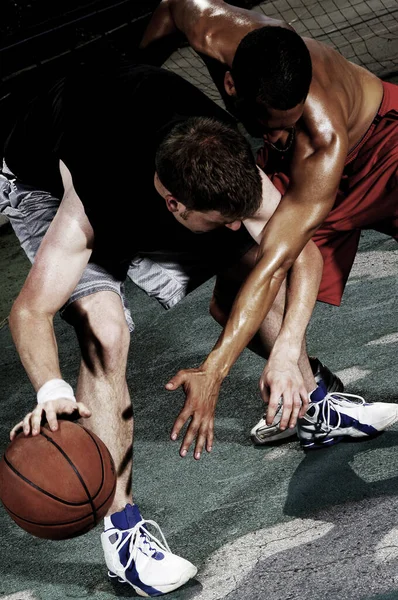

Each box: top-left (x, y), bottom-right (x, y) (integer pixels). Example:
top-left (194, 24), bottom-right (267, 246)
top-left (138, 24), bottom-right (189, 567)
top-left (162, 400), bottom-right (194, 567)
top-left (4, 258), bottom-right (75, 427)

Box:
top-left (298, 391), bottom-right (398, 450)
top-left (101, 504), bottom-right (197, 597)
top-left (250, 398), bottom-right (297, 444)
top-left (250, 359), bottom-right (344, 445)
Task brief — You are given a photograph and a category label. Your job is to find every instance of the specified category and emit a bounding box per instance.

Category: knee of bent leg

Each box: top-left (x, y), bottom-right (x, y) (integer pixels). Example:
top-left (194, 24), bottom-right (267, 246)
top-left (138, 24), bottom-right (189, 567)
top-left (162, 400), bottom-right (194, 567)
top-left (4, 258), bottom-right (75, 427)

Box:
top-left (71, 293), bottom-right (131, 370)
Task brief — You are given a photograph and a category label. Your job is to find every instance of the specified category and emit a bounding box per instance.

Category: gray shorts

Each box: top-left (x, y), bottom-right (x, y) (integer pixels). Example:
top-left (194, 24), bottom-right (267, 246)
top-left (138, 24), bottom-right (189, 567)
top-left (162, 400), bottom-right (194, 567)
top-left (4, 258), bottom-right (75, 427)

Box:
top-left (0, 164), bottom-right (253, 332)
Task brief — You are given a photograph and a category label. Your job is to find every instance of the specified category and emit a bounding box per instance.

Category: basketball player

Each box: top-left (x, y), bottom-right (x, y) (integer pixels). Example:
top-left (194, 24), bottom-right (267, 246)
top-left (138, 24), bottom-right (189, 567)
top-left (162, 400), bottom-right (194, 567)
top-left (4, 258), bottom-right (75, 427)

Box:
top-left (0, 58), bottom-right (336, 595)
top-left (141, 0), bottom-right (398, 450)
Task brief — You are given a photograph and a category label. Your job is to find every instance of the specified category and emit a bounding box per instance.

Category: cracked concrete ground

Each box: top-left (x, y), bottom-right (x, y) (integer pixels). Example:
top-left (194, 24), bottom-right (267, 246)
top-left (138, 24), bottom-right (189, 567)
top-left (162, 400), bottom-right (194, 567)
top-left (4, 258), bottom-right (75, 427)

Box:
top-left (0, 1), bottom-right (398, 599)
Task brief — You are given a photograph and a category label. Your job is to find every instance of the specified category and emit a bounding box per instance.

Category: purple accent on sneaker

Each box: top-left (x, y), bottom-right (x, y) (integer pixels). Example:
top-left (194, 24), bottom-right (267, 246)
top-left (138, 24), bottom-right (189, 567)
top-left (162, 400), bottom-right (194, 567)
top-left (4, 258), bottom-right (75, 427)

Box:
top-left (110, 503), bottom-right (142, 530)
top-left (109, 504), bottom-right (165, 568)
top-left (309, 386), bottom-right (327, 403)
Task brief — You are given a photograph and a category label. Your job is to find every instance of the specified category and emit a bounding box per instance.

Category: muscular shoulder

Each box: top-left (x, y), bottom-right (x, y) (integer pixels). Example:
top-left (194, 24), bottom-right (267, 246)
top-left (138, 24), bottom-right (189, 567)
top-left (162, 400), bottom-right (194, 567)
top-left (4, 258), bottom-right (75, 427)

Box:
top-left (302, 78), bottom-right (349, 154)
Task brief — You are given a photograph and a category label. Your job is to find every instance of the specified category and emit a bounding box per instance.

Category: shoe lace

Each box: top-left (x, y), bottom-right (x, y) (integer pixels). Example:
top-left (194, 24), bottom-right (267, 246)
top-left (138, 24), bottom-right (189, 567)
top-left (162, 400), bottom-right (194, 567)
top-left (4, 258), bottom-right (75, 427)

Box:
top-left (113, 518), bottom-right (172, 576)
top-left (318, 392), bottom-right (366, 435)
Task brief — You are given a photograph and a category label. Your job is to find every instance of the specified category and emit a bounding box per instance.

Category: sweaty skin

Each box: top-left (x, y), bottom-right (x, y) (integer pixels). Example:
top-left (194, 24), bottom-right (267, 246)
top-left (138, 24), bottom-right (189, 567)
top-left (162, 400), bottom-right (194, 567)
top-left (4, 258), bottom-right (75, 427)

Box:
top-left (141, 0), bottom-right (384, 456)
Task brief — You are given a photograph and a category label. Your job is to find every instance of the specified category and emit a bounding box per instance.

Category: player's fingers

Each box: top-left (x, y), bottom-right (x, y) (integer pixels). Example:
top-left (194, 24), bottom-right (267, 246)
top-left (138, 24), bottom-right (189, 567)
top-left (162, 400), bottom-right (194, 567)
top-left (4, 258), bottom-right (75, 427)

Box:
top-left (288, 392), bottom-right (302, 429)
top-left (298, 388), bottom-right (310, 417)
top-left (180, 418), bottom-right (200, 458)
top-left (170, 408), bottom-right (191, 441)
top-left (31, 406), bottom-right (44, 435)
top-left (165, 370), bottom-right (186, 390)
top-left (75, 402), bottom-right (92, 418)
top-left (10, 420), bottom-right (24, 441)
top-left (22, 412), bottom-right (33, 436)
top-left (206, 421), bottom-right (214, 453)
top-left (193, 425), bottom-right (208, 460)
top-left (265, 387), bottom-right (282, 425)
top-left (279, 393), bottom-right (293, 430)
top-left (45, 406), bottom-right (59, 432)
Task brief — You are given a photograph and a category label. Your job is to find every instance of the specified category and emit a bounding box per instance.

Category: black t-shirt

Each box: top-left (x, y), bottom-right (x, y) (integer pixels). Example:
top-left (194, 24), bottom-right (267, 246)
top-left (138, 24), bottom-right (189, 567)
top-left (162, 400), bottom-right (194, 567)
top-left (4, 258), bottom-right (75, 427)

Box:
top-left (5, 62), bottom-right (251, 279)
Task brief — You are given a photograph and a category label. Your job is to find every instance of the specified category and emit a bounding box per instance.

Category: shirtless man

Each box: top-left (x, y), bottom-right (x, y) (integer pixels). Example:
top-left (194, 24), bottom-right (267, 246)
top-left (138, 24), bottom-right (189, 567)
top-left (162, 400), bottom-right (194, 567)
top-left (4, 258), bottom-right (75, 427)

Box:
top-left (141, 0), bottom-right (398, 451)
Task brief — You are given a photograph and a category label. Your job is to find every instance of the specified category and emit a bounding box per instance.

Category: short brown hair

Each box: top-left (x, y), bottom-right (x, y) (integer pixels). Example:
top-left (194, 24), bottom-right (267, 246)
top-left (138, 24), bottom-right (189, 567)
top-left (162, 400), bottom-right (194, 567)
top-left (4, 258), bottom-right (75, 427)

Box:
top-left (155, 117), bottom-right (262, 219)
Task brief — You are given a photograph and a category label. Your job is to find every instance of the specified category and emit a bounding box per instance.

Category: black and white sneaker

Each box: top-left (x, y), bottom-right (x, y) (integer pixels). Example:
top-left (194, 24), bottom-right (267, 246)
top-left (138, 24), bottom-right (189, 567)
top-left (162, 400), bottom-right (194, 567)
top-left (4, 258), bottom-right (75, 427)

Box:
top-left (250, 358), bottom-right (344, 445)
top-left (298, 388), bottom-right (398, 450)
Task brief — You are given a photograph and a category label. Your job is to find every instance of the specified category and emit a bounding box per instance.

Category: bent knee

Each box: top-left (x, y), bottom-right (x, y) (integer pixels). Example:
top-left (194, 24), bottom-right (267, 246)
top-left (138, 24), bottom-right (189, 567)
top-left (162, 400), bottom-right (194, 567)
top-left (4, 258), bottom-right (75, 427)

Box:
top-left (70, 292), bottom-right (131, 366)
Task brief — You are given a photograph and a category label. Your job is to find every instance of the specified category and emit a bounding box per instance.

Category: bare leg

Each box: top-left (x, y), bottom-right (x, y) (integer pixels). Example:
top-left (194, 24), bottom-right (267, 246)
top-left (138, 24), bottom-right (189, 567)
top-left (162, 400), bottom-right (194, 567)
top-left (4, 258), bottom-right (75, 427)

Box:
top-left (66, 291), bottom-right (133, 514)
top-left (211, 246), bottom-right (317, 391)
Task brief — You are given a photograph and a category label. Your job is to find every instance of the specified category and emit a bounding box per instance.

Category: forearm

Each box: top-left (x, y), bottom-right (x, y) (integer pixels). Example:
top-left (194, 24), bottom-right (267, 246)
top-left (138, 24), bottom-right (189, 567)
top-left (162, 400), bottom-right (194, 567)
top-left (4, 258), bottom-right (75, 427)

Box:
top-left (204, 261), bottom-right (287, 378)
top-left (202, 198), bottom-right (323, 379)
top-left (9, 303), bottom-right (61, 392)
top-left (271, 241), bottom-right (323, 362)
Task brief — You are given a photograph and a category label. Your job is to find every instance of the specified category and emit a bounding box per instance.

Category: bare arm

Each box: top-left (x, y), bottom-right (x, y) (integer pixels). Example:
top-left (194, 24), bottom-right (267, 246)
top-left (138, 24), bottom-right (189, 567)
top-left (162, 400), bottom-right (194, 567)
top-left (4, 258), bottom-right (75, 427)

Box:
top-left (270, 241), bottom-right (323, 364)
top-left (260, 239), bottom-right (323, 428)
top-left (203, 107), bottom-right (349, 381)
top-left (140, 0), bottom-right (291, 64)
top-left (166, 105), bottom-right (348, 458)
top-left (9, 160), bottom-right (94, 437)
top-left (246, 180), bottom-right (324, 428)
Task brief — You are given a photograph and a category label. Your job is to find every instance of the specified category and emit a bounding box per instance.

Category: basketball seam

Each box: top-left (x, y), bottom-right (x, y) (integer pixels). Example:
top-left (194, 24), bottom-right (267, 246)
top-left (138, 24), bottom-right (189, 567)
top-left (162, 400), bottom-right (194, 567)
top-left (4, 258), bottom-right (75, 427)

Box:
top-left (39, 430), bottom-right (98, 526)
top-left (79, 426), bottom-right (106, 501)
top-left (3, 454), bottom-right (95, 507)
top-left (1, 478), bottom-right (116, 527)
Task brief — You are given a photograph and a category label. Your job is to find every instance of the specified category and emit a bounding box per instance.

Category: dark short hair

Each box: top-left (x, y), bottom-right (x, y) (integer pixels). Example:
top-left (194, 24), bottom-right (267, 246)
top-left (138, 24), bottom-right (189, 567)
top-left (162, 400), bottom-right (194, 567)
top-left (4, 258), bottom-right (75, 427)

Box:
top-left (155, 117), bottom-right (262, 219)
top-left (232, 26), bottom-right (312, 110)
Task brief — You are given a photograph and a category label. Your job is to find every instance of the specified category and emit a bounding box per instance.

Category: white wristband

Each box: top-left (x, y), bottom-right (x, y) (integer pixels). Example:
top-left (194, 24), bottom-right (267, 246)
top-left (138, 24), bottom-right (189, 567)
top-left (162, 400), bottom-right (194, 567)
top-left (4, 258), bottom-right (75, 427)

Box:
top-left (37, 379), bottom-right (76, 404)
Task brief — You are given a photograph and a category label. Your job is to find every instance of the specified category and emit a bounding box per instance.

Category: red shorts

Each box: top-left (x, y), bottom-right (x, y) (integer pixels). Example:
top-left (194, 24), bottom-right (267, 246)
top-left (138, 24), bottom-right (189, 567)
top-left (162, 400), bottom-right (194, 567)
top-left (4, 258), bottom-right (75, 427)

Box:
top-left (258, 81), bottom-right (398, 306)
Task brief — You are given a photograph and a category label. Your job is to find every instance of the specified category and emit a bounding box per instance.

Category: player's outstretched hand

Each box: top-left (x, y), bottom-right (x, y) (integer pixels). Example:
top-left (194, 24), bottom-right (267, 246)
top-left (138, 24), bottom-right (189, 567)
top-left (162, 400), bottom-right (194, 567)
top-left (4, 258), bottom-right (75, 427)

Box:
top-left (260, 357), bottom-right (308, 431)
top-left (10, 399), bottom-right (92, 441)
top-left (165, 366), bottom-right (223, 460)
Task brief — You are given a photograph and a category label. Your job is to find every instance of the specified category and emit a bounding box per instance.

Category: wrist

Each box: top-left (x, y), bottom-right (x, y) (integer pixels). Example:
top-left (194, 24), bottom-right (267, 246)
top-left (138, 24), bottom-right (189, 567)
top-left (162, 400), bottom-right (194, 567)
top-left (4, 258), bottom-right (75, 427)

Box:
top-left (270, 338), bottom-right (301, 363)
top-left (202, 354), bottom-right (230, 381)
top-left (37, 379), bottom-right (76, 404)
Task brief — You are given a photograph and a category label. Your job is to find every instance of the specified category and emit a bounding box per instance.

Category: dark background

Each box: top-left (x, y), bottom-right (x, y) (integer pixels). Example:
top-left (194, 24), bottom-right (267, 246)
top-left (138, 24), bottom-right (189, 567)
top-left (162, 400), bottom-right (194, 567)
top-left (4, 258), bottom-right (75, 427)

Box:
top-left (1, 0), bottom-right (259, 83)
top-left (0, 0), bottom-right (259, 152)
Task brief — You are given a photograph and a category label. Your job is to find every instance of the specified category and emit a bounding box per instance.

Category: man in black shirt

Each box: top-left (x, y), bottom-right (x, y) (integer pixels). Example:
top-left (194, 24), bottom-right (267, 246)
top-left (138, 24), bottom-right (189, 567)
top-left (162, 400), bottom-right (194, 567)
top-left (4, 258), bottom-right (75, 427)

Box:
top-left (1, 61), bottom-right (326, 595)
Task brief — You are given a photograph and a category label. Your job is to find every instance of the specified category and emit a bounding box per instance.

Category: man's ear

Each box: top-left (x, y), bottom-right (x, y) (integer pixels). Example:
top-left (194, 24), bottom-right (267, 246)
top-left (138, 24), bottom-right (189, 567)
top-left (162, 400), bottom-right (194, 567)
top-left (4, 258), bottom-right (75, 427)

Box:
top-left (165, 195), bottom-right (179, 213)
top-left (224, 71), bottom-right (236, 97)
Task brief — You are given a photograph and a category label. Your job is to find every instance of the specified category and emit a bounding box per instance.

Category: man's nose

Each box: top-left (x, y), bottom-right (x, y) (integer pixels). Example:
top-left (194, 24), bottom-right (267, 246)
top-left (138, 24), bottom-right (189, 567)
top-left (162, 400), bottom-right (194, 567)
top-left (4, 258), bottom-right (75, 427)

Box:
top-left (225, 220), bottom-right (242, 231)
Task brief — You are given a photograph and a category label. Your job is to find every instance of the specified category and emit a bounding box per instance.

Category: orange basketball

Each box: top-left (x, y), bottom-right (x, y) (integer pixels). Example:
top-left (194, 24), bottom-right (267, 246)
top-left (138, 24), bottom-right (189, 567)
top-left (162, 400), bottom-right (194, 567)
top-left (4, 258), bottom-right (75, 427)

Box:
top-left (0, 420), bottom-right (116, 540)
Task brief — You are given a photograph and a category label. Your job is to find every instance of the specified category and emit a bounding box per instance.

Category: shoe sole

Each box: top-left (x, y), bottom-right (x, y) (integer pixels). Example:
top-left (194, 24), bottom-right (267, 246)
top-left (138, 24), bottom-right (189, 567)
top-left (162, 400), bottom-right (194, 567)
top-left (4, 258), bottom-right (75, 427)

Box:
top-left (300, 435), bottom-right (344, 450)
top-left (251, 426), bottom-right (297, 445)
top-left (109, 565), bottom-right (198, 597)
